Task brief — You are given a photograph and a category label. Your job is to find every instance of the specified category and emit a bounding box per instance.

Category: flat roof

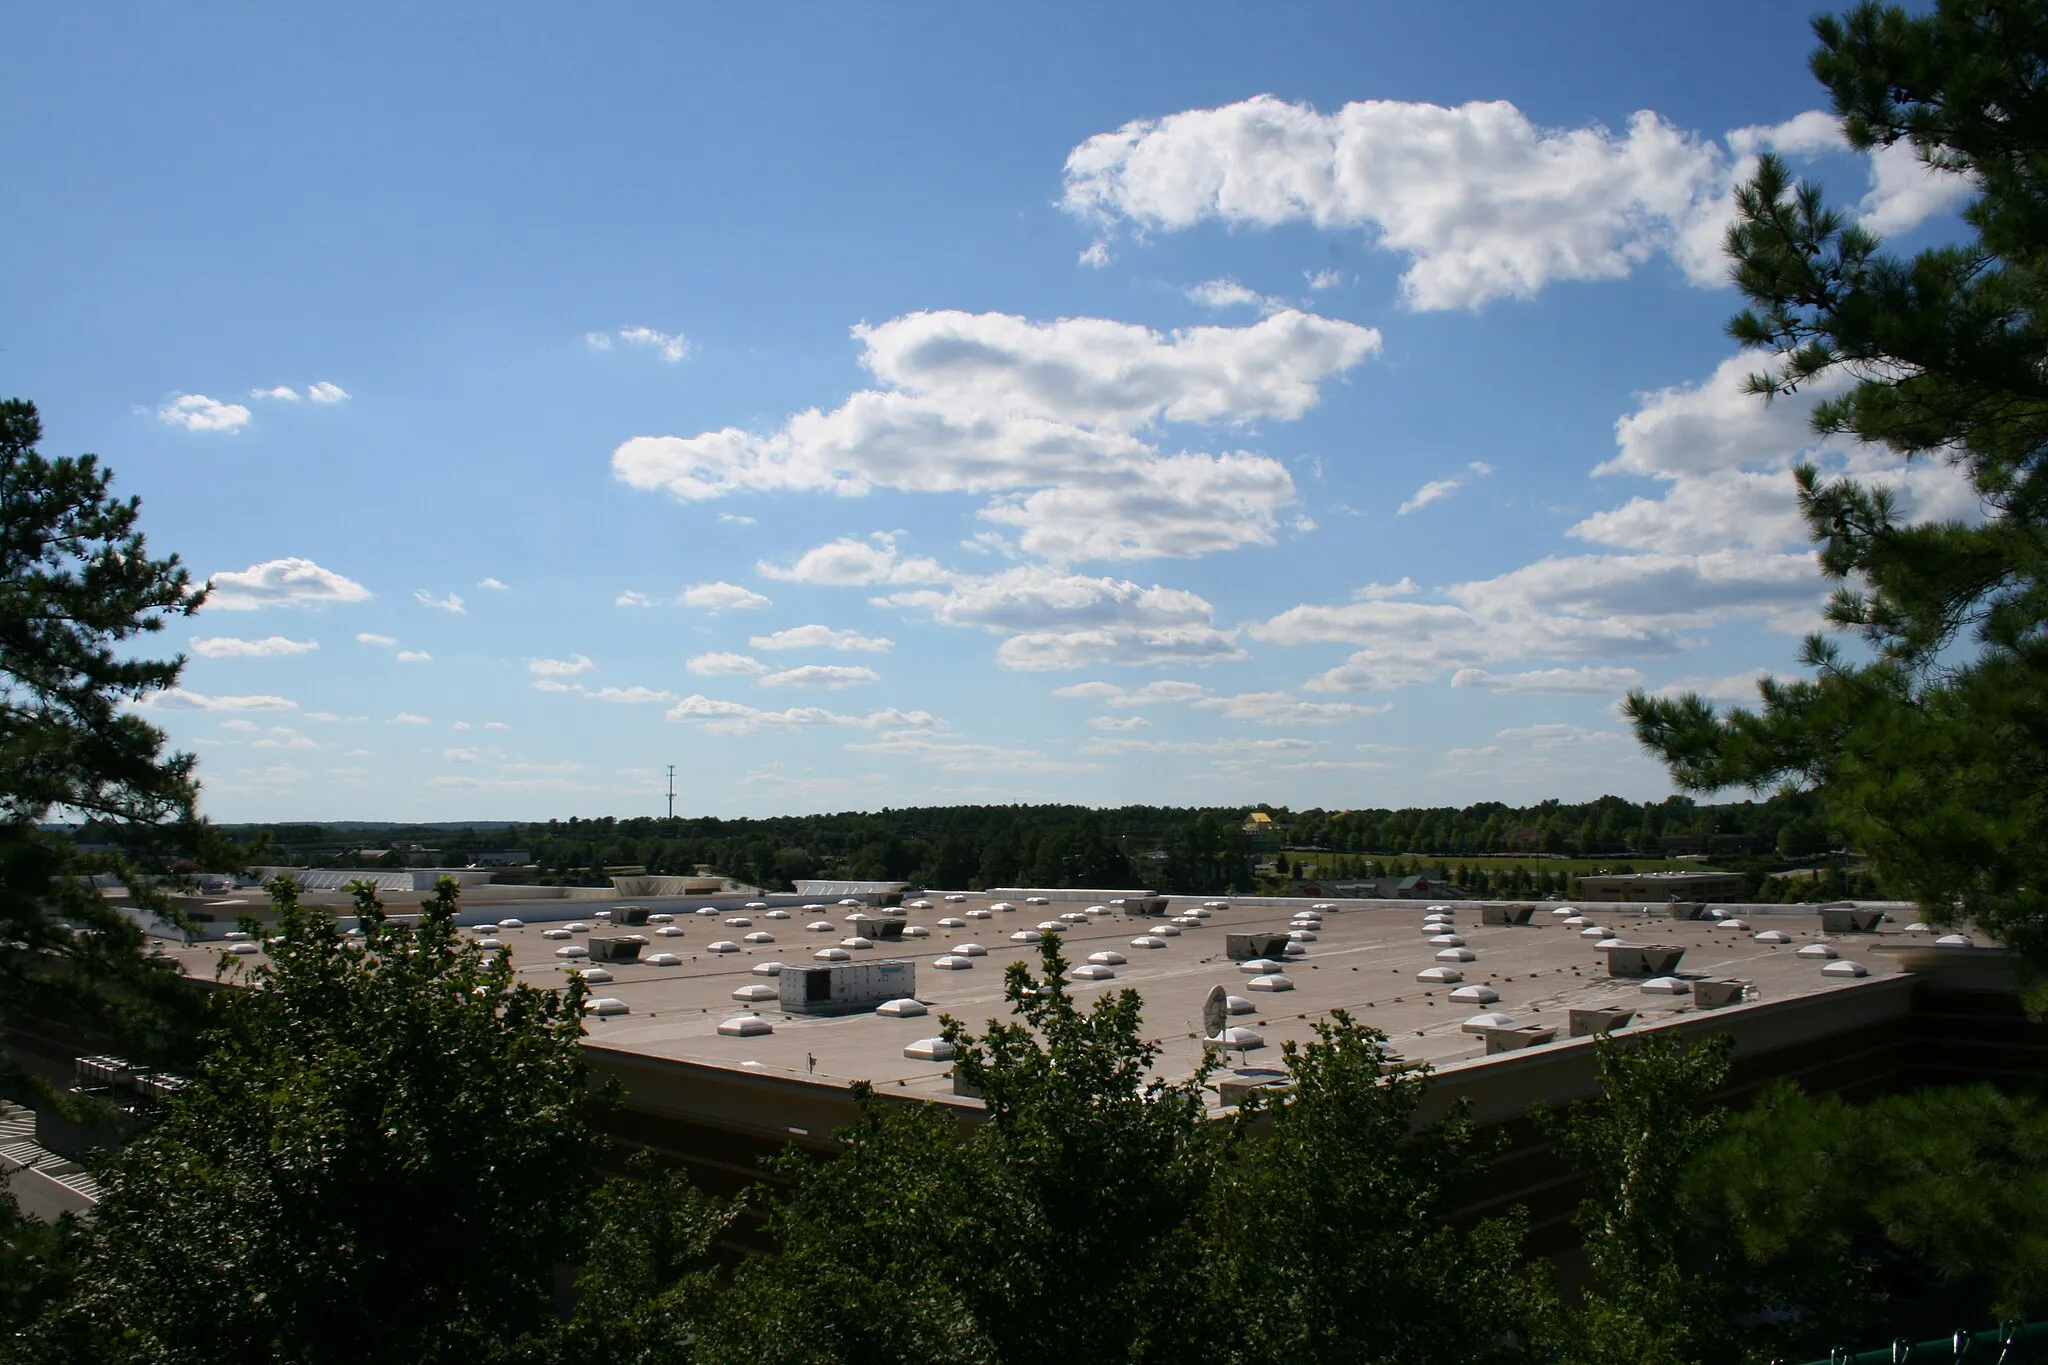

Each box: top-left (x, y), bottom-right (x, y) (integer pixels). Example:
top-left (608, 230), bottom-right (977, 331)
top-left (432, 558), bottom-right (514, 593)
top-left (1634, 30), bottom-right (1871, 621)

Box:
top-left (152, 893), bottom-right (1941, 1107)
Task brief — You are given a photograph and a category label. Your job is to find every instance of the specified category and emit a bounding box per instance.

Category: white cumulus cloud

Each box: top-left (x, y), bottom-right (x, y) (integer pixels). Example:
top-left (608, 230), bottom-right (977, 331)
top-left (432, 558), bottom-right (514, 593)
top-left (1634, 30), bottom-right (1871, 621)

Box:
top-left (880, 565), bottom-right (1243, 671)
top-left (749, 624), bottom-right (894, 653)
top-left (1062, 96), bottom-right (1975, 310)
top-left (157, 393), bottom-right (252, 433)
top-left (209, 558), bottom-right (370, 611)
top-left (590, 326), bottom-right (690, 361)
top-left (529, 654), bottom-right (595, 677)
top-left (414, 589), bottom-right (465, 614)
top-left (680, 581), bottom-right (771, 611)
top-left (686, 652), bottom-right (769, 677)
top-left (134, 688), bottom-right (297, 712)
top-left (664, 695), bottom-right (941, 737)
top-left (612, 307), bottom-right (1380, 563)
top-left (189, 636), bottom-right (318, 659)
top-left (757, 533), bottom-right (947, 586)
top-left (306, 381), bottom-right (350, 404)
top-left (759, 664), bottom-right (880, 689)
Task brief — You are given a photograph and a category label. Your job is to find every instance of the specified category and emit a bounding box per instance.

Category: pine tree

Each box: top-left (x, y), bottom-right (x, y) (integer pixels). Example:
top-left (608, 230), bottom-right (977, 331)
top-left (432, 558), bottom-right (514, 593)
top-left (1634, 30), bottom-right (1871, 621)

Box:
top-left (1628, 0), bottom-right (2048, 971)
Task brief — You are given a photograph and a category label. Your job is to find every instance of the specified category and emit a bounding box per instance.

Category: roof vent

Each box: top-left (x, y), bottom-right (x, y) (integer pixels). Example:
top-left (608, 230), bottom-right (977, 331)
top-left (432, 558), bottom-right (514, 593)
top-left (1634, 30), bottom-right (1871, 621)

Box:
top-left (1568, 1006), bottom-right (1634, 1036)
top-left (1483, 904), bottom-right (1537, 926)
top-left (1483, 1025), bottom-right (1555, 1054)
top-left (1692, 979), bottom-right (1747, 1009)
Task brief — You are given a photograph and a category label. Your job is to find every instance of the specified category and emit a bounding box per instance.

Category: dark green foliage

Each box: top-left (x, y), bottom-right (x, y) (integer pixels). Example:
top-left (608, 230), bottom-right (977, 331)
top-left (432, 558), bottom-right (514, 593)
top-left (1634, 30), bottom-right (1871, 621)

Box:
top-left (1693, 1082), bottom-right (2048, 1323)
top-left (705, 936), bottom-right (1220, 1365)
top-left (43, 877), bottom-right (608, 1364)
top-left (1, 399), bottom-right (214, 1081)
top-left (545, 1152), bottom-right (737, 1365)
top-left (1534, 1032), bottom-right (1740, 1365)
top-left (1627, 0), bottom-right (2048, 972)
top-left (1203, 1015), bottom-right (1535, 1365)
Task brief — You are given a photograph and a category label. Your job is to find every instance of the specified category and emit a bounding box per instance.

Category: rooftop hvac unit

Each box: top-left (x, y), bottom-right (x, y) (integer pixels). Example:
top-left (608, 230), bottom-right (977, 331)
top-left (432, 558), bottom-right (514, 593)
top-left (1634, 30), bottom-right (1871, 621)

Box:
top-left (1482, 1025), bottom-right (1557, 1055)
top-left (1120, 896), bottom-right (1169, 917)
top-left (586, 936), bottom-right (644, 963)
top-left (1692, 979), bottom-right (1749, 1009)
top-left (1226, 932), bottom-right (1291, 962)
top-left (1568, 1006), bottom-right (1636, 1037)
top-left (1819, 907), bottom-right (1885, 934)
top-left (1482, 903), bottom-right (1537, 926)
top-left (779, 959), bottom-right (916, 1016)
top-left (613, 906), bottom-right (652, 927)
top-left (847, 913), bottom-right (906, 941)
top-left (1600, 944), bottom-right (1686, 978)
top-left (1665, 901), bottom-right (1709, 920)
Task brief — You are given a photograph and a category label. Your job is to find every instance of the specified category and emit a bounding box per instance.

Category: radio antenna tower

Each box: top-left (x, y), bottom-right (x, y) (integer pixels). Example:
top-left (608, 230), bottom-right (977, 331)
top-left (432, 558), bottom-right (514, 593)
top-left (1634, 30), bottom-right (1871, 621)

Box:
top-left (665, 764), bottom-right (676, 820)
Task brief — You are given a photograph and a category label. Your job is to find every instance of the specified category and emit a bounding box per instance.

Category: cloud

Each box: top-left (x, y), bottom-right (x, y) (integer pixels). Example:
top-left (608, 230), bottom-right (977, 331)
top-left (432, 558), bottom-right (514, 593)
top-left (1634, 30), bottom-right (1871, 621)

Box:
top-left (586, 685), bottom-right (677, 704)
top-left (845, 731), bottom-right (1107, 774)
top-left (306, 381), bottom-right (350, 404)
top-left (1305, 268), bottom-right (1346, 290)
top-left (529, 654), bottom-right (596, 677)
top-left (250, 726), bottom-right (323, 751)
top-left (134, 688), bottom-right (296, 712)
top-left (590, 326), bottom-right (690, 361)
top-left (1052, 679), bottom-right (1209, 706)
top-left (1192, 691), bottom-right (1394, 724)
top-left (388, 712), bottom-right (432, 725)
top-left (157, 393), bottom-right (251, 433)
top-left (414, 589), bottom-right (465, 614)
top-left (355, 632), bottom-right (398, 647)
top-left (664, 695), bottom-right (942, 736)
top-left (717, 512), bottom-right (758, 526)
top-left (680, 581), bottom-right (772, 611)
top-left (686, 652), bottom-right (769, 677)
top-left (443, 748), bottom-right (480, 762)
top-left (532, 679), bottom-right (574, 694)
top-left (208, 558), bottom-right (370, 610)
top-left (612, 307), bottom-right (1380, 563)
top-left (395, 649), bottom-right (432, 663)
top-left (249, 385), bottom-right (300, 402)
top-left (1185, 278), bottom-right (1267, 309)
top-left (1088, 714), bottom-right (1151, 731)
top-left (757, 533), bottom-right (947, 585)
top-left (1451, 665), bottom-right (1647, 694)
top-left (880, 565), bottom-right (1243, 670)
top-left (1353, 578), bottom-right (1420, 599)
top-left (484, 721), bottom-right (510, 730)
top-left (476, 577), bottom-right (509, 591)
top-left (188, 636), bottom-right (318, 659)
top-left (749, 624), bottom-right (894, 653)
top-left (759, 664), bottom-right (880, 689)
top-left (1062, 96), bottom-right (1974, 310)
top-left (615, 590), bottom-right (659, 608)
top-left (1398, 461), bottom-right (1493, 515)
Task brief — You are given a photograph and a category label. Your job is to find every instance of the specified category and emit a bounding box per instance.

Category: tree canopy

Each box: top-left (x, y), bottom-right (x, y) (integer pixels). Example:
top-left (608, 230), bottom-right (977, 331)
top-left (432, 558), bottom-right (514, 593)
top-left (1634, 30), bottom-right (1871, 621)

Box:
top-left (1627, 0), bottom-right (2048, 971)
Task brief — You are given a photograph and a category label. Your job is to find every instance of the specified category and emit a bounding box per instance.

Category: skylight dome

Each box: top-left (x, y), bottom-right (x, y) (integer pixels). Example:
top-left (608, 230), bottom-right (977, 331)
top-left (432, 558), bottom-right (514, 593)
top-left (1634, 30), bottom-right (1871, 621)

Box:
top-left (717, 1014), bottom-right (771, 1036)
top-left (875, 998), bottom-right (925, 1016)
top-left (707, 940), bottom-right (741, 953)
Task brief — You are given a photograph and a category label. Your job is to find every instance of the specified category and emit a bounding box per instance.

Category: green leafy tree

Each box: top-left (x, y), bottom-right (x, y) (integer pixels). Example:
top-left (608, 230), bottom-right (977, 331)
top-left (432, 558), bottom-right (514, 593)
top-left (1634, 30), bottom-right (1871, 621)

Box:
top-left (1625, 0), bottom-right (2048, 971)
top-left (1202, 1015), bottom-right (1536, 1365)
top-left (1532, 1032), bottom-right (1738, 1365)
top-left (544, 1152), bottom-right (738, 1365)
top-left (707, 935), bottom-right (1218, 1365)
top-left (42, 877), bottom-right (609, 1364)
top-left (1, 398), bottom-right (212, 1081)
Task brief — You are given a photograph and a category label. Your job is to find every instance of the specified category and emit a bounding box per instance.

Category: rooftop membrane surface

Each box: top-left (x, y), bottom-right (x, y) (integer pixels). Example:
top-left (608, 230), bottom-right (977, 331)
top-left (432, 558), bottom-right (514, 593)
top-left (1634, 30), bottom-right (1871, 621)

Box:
top-left (154, 892), bottom-right (1930, 1104)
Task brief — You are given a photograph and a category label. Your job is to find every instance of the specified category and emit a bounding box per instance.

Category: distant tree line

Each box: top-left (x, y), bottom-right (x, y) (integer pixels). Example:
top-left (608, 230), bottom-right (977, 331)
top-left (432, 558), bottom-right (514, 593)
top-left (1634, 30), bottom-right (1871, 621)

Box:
top-left (184, 790), bottom-right (1850, 896)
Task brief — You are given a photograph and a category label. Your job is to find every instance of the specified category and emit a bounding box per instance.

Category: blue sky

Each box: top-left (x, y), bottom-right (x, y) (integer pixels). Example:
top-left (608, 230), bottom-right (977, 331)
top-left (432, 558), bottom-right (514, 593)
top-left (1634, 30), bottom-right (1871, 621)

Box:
top-left (5, 3), bottom-right (1981, 822)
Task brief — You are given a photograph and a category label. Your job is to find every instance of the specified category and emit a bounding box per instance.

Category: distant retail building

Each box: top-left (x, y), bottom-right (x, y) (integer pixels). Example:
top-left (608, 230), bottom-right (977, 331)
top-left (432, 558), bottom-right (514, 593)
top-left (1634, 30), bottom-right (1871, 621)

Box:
top-left (1576, 869), bottom-right (1745, 902)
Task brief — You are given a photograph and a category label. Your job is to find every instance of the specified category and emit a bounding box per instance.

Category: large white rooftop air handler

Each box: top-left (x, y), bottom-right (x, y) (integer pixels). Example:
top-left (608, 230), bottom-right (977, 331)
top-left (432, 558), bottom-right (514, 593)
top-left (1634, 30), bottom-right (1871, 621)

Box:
top-left (779, 958), bottom-right (916, 1016)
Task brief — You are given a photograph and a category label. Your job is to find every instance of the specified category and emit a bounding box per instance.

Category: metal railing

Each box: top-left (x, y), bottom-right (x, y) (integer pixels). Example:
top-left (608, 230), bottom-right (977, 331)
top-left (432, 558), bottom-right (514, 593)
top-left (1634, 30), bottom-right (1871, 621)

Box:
top-left (1795, 1320), bottom-right (2048, 1364)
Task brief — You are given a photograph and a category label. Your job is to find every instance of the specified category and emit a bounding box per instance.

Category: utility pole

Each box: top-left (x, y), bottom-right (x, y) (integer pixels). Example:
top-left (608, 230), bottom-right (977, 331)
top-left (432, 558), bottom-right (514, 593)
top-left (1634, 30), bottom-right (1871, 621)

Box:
top-left (665, 764), bottom-right (676, 821)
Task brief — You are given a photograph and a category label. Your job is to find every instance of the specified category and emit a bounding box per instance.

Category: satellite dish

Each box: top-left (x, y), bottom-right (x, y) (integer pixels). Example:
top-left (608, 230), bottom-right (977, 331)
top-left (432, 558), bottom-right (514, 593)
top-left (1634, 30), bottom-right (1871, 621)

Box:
top-left (1201, 984), bottom-right (1229, 1039)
